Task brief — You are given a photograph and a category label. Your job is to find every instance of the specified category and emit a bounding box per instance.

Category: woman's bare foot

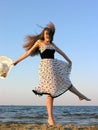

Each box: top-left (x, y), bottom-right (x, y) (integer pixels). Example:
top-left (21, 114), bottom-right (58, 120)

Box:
top-left (48, 118), bottom-right (55, 126)
top-left (69, 86), bottom-right (91, 101)
top-left (79, 96), bottom-right (91, 101)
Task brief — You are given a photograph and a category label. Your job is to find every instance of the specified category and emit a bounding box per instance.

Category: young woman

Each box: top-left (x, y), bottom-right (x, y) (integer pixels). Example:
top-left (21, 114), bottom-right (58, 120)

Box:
top-left (13, 22), bottom-right (91, 125)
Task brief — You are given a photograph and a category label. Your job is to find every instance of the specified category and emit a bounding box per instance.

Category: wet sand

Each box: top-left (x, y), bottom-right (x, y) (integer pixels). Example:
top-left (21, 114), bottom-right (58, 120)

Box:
top-left (0, 123), bottom-right (98, 130)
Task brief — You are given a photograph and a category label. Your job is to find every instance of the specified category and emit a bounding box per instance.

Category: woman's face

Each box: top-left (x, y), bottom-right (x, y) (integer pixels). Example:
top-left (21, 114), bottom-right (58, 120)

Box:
top-left (44, 30), bottom-right (51, 42)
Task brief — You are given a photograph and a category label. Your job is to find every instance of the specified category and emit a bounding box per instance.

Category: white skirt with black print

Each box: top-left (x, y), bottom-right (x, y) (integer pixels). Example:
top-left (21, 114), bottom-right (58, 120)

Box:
top-left (33, 58), bottom-right (72, 98)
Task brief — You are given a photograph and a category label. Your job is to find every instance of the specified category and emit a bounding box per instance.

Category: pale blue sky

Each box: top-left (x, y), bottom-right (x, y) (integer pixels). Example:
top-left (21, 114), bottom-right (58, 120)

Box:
top-left (0, 0), bottom-right (98, 106)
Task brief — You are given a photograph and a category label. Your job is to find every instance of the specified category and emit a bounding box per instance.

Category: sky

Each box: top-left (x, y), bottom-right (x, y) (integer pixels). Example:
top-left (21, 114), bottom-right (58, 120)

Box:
top-left (0, 0), bottom-right (98, 106)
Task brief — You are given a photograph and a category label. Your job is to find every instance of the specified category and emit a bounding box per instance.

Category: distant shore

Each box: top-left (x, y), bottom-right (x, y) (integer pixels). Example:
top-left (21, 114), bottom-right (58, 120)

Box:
top-left (0, 123), bottom-right (98, 130)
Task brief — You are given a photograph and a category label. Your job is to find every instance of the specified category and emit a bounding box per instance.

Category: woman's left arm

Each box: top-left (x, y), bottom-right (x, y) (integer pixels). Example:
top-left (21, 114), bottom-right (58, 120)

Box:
top-left (52, 43), bottom-right (72, 65)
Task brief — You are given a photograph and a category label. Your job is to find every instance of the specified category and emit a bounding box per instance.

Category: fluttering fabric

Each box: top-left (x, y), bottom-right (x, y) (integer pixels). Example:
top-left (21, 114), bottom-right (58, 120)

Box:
top-left (33, 44), bottom-right (72, 98)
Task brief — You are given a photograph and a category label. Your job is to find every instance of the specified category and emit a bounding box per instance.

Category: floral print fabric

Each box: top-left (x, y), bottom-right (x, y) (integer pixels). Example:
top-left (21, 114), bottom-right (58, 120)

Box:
top-left (33, 44), bottom-right (72, 98)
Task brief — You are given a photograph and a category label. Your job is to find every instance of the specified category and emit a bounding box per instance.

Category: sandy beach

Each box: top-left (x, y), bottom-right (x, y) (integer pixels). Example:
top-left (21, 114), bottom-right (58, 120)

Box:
top-left (0, 123), bottom-right (98, 130)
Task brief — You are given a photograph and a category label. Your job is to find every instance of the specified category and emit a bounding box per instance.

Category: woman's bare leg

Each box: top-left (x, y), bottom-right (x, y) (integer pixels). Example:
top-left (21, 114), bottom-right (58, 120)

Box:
top-left (69, 85), bottom-right (91, 101)
top-left (46, 95), bottom-right (55, 125)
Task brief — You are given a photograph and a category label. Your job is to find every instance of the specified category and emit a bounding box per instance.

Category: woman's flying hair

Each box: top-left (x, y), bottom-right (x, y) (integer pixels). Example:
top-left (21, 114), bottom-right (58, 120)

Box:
top-left (23, 22), bottom-right (55, 56)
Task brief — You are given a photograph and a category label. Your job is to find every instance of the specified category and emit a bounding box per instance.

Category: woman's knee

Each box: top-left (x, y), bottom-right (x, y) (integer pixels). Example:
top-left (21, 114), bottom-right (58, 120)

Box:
top-left (47, 95), bottom-right (53, 100)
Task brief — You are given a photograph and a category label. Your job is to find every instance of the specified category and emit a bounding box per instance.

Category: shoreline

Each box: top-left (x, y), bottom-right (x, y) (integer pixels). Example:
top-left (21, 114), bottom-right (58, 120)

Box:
top-left (0, 123), bottom-right (98, 130)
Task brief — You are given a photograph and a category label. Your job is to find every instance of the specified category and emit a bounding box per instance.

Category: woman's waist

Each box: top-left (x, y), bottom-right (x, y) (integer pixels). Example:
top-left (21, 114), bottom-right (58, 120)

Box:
top-left (40, 54), bottom-right (54, 59)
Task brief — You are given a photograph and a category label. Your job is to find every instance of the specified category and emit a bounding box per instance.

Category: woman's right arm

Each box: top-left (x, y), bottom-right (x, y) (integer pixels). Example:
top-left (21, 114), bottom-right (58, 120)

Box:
top-left (13, 41), bottom-right (39, 66)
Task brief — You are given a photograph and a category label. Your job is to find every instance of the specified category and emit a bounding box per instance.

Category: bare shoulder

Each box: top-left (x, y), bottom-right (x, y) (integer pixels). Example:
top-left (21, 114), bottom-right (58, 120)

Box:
top-left (52, 43), bottom-right (64, 53)
top-left (36, 39), bottom-right (42, 44)
top-left (38, 40), bottom-right (44, 48)
top-left (52, 43), bottom-right (60, 50)
top-left (37, 39), bottom-right (42, 43)
top-left (34, 40), bottom-right (42, 48)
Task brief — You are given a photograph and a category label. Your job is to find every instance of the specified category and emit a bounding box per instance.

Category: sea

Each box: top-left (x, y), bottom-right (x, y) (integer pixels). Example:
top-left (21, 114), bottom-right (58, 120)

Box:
top-left (0, 106), bottom-right (98, 126)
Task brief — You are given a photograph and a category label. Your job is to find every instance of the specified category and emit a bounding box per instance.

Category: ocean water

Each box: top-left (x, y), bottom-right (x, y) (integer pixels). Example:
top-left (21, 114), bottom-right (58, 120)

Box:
top-left (0, 106), bottom-right (98, 126)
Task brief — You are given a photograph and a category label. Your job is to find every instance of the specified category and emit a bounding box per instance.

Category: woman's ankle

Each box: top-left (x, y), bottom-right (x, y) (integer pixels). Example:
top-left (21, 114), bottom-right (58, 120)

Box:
top-left (48, 117), bottom-right (55, 125)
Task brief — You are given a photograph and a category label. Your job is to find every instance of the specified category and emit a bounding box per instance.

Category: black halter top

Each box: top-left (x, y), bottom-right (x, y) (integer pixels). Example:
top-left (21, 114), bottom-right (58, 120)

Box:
top-left (39, 44), bottom-right (55, 59)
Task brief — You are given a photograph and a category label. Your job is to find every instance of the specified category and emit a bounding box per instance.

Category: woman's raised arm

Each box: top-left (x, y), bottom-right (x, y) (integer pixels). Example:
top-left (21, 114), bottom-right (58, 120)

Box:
top-left (13, 41), bottom-right (39, 66)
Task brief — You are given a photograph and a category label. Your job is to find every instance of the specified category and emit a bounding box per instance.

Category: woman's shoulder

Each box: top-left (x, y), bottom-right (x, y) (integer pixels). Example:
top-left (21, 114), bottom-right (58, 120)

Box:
top-left (36, 39), bottom-right (43, 45)
top-left (34, 39), bottom-right (42, 44)
top-left (37, 39), bottom-right (40, 42)
top-left (34, 40), bottom-right (42, 49)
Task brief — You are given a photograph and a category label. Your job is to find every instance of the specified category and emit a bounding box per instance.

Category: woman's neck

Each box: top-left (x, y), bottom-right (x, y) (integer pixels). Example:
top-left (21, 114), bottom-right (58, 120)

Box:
top-left (44, 40), bottom-right (51, 45)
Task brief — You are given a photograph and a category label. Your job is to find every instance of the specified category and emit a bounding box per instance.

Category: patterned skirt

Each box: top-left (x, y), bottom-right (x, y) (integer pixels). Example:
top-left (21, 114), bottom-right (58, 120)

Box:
top-left (33, 58), bottom-right (72, 98)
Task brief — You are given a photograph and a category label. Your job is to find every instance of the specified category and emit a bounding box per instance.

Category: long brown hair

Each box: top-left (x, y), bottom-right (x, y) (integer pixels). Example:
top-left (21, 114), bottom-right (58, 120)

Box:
top-left (23, 22), bottom-right (55, 56)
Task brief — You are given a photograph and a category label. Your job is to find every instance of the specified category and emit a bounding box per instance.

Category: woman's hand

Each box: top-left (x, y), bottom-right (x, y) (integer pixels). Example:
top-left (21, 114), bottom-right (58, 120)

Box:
top-left (12, 61), bottom-right (18, 66)
top-left (69, 61), bottom-right (72, 66)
